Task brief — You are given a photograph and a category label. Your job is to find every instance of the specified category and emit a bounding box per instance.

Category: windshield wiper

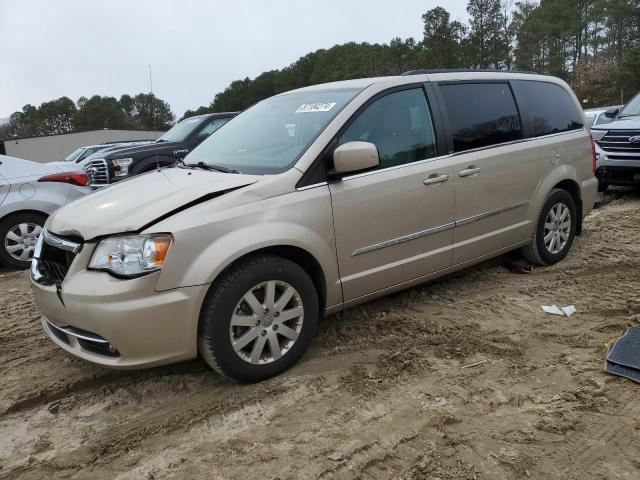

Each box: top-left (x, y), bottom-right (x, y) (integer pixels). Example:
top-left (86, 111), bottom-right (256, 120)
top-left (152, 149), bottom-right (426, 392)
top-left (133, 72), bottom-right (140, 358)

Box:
top-left (618, 113), bottom-right (640, 118)
top-left (182, 161), bottom-right (240, 174)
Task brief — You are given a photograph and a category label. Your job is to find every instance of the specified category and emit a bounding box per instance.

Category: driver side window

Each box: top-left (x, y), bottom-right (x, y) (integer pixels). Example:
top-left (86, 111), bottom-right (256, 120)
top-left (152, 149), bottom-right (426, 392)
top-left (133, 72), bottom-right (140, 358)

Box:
top-left (338, 88), bottom-right (437, 170)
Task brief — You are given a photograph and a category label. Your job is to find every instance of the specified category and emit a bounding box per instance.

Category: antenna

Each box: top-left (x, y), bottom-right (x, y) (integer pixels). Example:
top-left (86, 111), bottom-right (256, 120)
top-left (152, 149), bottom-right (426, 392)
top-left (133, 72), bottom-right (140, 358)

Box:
top-left (149, 63), bottom-right (160, 171)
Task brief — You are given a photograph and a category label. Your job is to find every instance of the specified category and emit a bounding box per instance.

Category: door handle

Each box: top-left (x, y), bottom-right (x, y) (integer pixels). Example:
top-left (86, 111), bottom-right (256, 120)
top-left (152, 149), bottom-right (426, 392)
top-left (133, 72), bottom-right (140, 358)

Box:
top-left (423, 174), bottom-right (449, 185)
top-left (459, 166), bottom-right (482, 177)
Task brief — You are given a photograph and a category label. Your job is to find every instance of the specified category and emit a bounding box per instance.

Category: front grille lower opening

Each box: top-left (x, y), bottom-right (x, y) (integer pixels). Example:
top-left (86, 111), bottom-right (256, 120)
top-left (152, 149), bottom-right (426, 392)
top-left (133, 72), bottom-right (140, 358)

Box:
top-left (36, 242), bottom-right (77, 286)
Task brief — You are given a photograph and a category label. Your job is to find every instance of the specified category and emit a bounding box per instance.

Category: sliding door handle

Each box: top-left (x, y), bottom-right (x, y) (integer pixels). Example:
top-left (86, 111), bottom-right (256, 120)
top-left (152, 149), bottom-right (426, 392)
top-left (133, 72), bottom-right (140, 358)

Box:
top-left (459, 166), bottom-right (482, 177)
top-left (423, 174), bottom-right (449, 185)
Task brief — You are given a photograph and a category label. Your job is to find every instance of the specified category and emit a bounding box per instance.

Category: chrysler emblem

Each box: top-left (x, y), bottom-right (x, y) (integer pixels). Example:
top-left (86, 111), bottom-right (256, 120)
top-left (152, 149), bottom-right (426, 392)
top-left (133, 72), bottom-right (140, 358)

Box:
top-left (629, 135), bottom-right (640, 144)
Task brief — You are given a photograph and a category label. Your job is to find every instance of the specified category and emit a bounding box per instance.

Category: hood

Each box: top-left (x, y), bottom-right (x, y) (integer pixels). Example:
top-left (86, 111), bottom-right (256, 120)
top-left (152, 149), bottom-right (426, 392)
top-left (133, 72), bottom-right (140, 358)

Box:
top-left (592, 117), bottom-right (640, 131)
top-left (47, 167), bottom-right (260, 240)
top-left (101, 141), bottom-right (181, 159)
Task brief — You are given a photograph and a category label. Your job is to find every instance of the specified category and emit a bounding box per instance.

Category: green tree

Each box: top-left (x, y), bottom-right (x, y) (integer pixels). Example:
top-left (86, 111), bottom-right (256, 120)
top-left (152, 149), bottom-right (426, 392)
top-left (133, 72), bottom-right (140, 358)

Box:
top-left (36, 97), bottom-right (76, 135)
top-left (467, 0), bottom-right (510, 68)
top-left (131, 93), bottom-right (174, 130)
top-left (74, 95), bottom-right (126, 130)
top-left (420, 7), bottom-right (467, 68)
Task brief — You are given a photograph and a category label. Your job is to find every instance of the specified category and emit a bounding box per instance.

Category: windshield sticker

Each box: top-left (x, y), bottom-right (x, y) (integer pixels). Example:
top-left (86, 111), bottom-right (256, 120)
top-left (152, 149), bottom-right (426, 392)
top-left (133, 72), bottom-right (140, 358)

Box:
top-left (295, 102), bottom-right (337, 113)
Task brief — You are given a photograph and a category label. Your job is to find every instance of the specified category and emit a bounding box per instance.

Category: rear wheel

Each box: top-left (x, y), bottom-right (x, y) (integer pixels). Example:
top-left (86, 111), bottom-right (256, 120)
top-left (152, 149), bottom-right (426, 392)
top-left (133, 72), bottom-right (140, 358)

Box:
top-left (0, 212), bottom-right (46, 269)
top-left (198, 254), bottom-right (319, 382)
top-left (521, 189), bottom-right (577, 266)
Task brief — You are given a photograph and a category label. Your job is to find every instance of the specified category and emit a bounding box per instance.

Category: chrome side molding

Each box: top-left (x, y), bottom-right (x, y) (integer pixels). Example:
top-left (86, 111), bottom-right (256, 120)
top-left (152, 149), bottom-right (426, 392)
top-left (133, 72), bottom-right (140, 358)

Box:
top-left (352, 222), bottom-right (455, 256)
top-left (351, 201), bottom-right (530, 256)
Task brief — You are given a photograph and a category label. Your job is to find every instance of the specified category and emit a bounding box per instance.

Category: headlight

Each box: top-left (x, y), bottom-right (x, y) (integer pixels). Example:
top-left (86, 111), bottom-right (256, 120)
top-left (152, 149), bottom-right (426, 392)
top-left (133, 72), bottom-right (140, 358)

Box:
top-left (113, 158), bottom-right (133, 177)
top-left (591, 130), bottom-right (607, 141)
top-left (89, 234), bottom-right (173, 277)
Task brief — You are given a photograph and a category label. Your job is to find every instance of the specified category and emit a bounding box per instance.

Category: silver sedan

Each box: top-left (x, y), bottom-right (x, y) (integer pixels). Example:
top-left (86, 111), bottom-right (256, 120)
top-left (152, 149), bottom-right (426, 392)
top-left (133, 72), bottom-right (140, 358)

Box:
top-left (0, 154), bottom-right (91, 268)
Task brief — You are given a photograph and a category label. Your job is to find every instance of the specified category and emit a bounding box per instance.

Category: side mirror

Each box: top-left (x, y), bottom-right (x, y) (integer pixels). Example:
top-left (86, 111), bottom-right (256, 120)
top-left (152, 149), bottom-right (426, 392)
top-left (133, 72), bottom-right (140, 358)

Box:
top-left (332, 141), bottom-right (379, 174)
top-left (604, 106), bottom-right (620, 118)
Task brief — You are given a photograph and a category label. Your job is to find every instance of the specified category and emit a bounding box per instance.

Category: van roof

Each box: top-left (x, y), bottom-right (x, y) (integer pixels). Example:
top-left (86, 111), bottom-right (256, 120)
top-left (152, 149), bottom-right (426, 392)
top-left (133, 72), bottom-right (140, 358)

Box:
top-left (286, 70), bottom-right (561, 94)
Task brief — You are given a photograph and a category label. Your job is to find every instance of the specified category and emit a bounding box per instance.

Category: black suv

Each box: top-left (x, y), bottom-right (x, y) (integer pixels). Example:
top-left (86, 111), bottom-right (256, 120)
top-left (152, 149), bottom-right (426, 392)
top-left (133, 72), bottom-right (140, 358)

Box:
top-left (85, 112), bottom-right (238, 186)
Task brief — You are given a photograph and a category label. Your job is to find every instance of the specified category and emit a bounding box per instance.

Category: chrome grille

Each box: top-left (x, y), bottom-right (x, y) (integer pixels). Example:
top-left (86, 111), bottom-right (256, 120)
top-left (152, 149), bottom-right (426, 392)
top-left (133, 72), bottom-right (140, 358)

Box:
top-left (86, 158), bottom-right (110, 186)
top-left (596, 130), bottom-right (640, 158)
top-left (31, 230), bottom-right (81, 286)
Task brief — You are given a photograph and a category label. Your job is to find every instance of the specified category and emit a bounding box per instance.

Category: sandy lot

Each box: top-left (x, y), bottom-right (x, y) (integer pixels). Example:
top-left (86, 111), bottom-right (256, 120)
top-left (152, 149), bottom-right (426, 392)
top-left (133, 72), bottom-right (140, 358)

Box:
top-left (1, 192), bottom-right (640, 480)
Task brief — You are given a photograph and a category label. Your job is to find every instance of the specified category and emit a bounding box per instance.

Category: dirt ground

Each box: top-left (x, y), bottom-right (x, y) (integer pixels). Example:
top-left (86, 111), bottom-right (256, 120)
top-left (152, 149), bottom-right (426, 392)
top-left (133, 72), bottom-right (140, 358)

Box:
top-left (1, 191), bottom-right (640, 480)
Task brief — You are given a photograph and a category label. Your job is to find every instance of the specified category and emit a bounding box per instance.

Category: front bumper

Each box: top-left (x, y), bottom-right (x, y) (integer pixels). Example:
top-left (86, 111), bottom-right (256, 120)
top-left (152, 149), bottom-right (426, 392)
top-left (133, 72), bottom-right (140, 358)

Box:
top-left (594, 143), bottom-right (640, 186)
top-left (31, 249), bottom-right (206, 369)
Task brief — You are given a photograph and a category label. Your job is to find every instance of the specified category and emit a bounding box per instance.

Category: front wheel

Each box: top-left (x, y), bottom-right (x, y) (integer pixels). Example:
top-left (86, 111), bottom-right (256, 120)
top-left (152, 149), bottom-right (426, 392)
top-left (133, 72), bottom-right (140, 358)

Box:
top-left (0, 212), bottom-right (46, 269)
top-left (521, 189), bottom-right (577, 266)
top-left (198, 254), bottom-right (319, 382)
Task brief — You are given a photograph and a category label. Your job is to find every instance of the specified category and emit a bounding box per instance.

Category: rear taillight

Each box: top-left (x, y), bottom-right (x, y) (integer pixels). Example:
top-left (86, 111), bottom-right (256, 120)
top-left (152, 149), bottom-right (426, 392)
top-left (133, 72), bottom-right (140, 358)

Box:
top-left (590, 135), bottom-right (597, 173)
top-left (38, 171), bottom-right (90, 186)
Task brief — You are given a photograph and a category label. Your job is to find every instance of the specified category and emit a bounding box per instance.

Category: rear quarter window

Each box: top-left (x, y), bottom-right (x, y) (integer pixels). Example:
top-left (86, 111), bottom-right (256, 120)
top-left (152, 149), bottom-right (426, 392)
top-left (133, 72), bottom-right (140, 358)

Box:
top-left (511, 80), bottom-right (584, 137)
top-left (439, 83), bottom-right (522, 153)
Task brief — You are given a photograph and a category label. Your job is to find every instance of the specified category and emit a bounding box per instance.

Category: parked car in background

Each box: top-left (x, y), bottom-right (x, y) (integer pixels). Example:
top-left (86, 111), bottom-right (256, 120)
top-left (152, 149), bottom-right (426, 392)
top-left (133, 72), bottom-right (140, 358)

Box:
top-left (63, 144), bottom-right (113, 164)
top-left (591, 92), bottom-right (640, 191)
top-left (50, 140), bottom-right (154, 168)
top-left (0, 154), bottom-right (90, 268)
top-left (32, 71), bottom-right (596, 382)
top-left (85, 112), bottom-right (238, 187)
top-left (584, 106), bottom-right (620, 126)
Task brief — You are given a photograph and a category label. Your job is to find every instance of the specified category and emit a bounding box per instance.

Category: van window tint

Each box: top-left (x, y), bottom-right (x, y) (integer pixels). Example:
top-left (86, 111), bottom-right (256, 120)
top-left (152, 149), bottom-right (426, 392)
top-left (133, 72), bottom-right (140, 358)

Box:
top-left (439, 83), bottom-right (522, 152)
top-left (338, 88), bottom-right (437, 169)
top-left (511, 80), bottom-right (583, 137)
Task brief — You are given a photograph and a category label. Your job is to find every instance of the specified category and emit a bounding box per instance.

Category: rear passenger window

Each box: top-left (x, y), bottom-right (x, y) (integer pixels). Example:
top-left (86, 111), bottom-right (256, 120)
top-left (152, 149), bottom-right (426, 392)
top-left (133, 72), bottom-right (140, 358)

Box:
top-left (339, 88), bottom-right (437, 169)
top-left (511, 80), bottom-right (584, 137)
top-left (439, 83), bottom-right (522, 152)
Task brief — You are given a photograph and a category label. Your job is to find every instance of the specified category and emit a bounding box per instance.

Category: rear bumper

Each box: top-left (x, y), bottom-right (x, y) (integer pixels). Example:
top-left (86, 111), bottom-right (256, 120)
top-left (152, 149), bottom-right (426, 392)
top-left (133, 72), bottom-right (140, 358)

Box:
top-left (581, 176), bottom-right (598, 217)
top-left (32, 269), bottom-right (206, 369)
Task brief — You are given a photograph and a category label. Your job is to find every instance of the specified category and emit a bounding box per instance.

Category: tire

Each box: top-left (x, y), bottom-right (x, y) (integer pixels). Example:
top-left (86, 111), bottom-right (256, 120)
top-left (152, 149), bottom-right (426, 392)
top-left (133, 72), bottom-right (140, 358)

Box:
top-left (198, 254), bottom-right (319, 383)
top-left (0, 212), bottom-right (46, 269)
top-left (521, 188), bottom-right (577, 266)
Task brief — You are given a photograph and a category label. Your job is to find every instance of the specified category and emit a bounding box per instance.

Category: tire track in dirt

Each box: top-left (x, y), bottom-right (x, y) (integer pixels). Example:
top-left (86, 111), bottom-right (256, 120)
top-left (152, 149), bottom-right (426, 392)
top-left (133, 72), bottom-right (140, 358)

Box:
top-left (2, 191), bottom-right (640, 479)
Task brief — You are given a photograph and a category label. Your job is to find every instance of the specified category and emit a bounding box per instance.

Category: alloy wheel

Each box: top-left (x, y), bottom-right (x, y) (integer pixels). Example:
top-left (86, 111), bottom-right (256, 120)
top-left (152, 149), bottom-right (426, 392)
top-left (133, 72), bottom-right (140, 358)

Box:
top-left (4, 223), bottom-right (42, 262)
top-left (543, 202), bottom-right (571, 255)
top-left (229, 280), bottom-right (304, 365)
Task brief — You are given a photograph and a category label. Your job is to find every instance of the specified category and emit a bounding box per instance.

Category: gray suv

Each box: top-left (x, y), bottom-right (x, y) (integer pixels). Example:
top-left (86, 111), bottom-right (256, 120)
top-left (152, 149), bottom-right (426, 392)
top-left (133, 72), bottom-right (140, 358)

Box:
top-left (592, 91), bottom-right (640, 190)
top-left (31, 71), bottom-right (597, 382)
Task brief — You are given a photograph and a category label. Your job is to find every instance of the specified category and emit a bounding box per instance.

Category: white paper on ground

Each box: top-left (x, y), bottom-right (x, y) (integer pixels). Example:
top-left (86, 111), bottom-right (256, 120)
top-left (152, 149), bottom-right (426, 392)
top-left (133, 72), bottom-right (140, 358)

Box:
top-left (541, 304), bottom-right (576, 317)
top-left (542, 305), bottom-right (564, 315)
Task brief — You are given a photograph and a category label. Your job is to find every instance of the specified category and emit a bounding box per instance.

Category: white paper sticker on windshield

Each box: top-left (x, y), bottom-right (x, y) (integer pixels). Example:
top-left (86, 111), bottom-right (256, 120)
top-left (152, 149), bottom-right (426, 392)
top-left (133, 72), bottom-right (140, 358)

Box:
top-left (296, 102), bottom-right (337, 113)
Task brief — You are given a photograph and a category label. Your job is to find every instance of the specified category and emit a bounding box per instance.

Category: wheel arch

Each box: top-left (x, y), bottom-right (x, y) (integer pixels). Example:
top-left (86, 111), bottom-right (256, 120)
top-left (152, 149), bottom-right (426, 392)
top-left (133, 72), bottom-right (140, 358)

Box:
top-left (208, 245), bottom-right (328, 316)
top-left (551, 178), bottom-right (582, 235)
top-left (130, 155), bottom-right (177, 174)
top-left (0, 208), bottom-right (49, 224)
top-left (529, 165), bottom-right (583, 237)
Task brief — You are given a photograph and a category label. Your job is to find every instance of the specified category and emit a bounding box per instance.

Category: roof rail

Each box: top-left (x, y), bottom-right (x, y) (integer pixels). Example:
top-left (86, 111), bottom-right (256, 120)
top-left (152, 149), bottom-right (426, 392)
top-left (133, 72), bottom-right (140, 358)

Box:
top-left (402, 68), bottom-right (540, 76)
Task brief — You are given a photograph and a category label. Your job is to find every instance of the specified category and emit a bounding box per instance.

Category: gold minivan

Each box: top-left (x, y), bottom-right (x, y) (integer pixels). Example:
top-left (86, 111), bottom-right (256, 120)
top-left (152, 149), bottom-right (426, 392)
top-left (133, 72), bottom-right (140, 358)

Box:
top-left (31, 71), bottom-right (598, 382)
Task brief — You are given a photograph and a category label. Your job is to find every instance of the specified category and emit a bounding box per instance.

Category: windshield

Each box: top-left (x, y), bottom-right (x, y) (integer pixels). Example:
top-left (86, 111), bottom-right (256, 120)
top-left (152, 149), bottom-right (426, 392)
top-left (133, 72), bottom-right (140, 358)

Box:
top-left (620, 94), bottom-right (640, 117)
top-left (185, 88), bottom-right (361, 174)
top-left (64, 147), bottom-right (84, 162)
top-left (157, 116), bottom-right (205, 142)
